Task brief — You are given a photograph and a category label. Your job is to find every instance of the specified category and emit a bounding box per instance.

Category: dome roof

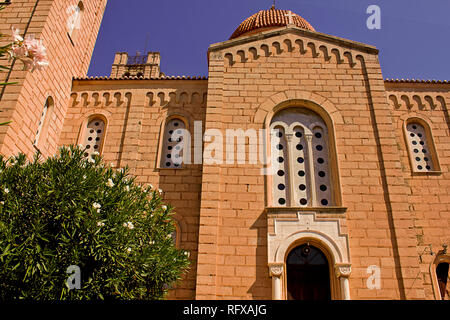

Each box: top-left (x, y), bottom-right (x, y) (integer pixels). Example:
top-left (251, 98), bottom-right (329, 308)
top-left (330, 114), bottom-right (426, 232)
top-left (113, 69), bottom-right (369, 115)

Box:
top-left (230, 7), bottom-right (315, 40)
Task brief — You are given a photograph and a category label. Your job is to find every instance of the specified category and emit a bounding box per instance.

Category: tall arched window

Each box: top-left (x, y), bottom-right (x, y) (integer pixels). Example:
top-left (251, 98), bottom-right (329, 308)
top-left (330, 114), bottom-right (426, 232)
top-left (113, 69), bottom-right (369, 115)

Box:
top-left (405, 119), bottom-right (440, 173)
top-left (68, 1), bottom-right (84, 42)
top-left (270, 108), bottom-right (333, 207)
top-left (33, 96), bottom-right (54, 150)
top-left (160, 117), bottom-right (188, 169)
top-left (82, 118), bottom-right (106, 158)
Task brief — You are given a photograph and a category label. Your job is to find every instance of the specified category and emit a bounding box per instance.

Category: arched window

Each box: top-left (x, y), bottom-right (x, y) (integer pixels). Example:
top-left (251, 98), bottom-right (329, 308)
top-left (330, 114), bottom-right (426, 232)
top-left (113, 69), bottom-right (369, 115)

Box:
top-left (68, 1), bottom-right (84, 42)
top-left (270, 108), bottom-right (333, 207)
top-left (82, 118), bottom-right (106, 158)
top-left (33, 96), bottom-right (54, 150)
top-left (405, 119), bottom-right (440, 173)
top-left (436, 262), bottom-right (449, 300)
top-left (160, 117), bottom-right (188, 169)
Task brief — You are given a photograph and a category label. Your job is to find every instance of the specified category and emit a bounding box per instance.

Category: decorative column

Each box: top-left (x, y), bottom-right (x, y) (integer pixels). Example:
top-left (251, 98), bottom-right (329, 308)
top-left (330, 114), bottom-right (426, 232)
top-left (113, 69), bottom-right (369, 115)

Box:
top-left (269, 263), bottom-right (284, 300)
top-left (305, 134), bottom-right (317, 206)
top-left (335, 264), bottom-right (352, 300)
top-left (285, 133), bottom-right (296, 207)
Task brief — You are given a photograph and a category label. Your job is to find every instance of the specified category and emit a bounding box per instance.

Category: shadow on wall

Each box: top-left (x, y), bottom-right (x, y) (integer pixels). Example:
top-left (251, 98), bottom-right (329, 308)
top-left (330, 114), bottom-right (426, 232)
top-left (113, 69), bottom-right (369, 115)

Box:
top-left (248, 211), bottom-right (271, 299)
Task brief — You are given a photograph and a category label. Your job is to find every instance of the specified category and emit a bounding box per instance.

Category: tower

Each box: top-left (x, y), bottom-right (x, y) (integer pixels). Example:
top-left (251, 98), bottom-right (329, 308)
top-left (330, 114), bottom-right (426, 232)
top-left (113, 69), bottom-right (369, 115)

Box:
top-left (0, 0), bottom-right (108, 158)
top-left (110, 51), bottom-right (163, 79)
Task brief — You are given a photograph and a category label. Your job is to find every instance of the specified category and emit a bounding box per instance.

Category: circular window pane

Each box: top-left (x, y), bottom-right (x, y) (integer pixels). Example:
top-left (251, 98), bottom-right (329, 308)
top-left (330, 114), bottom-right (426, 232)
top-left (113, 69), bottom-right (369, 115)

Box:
top-left (277, 170), bottom-right (285, 176)
top-left (315, 132), bottom-right (322, 139)
top-left (300, 198), bottom-right (307, 205)
top-left (298, 170), bottom-right (305, 177)
top-left (278, 198), bottom-right (286, 205)
top-left (278, 184), bottom-right (285, 191)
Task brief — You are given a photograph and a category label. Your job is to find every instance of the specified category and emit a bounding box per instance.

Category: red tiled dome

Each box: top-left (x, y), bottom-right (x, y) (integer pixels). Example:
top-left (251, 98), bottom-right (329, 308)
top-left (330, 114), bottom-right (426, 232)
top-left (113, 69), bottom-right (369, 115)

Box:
top-left (230, 7), bottom-right (315, 40)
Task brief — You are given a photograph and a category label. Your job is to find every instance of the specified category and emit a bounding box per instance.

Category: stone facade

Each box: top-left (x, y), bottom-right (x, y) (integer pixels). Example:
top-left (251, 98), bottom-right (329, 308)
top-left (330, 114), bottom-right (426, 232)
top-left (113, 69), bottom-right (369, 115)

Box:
top-left (0, 3), bottom-right (449, 300)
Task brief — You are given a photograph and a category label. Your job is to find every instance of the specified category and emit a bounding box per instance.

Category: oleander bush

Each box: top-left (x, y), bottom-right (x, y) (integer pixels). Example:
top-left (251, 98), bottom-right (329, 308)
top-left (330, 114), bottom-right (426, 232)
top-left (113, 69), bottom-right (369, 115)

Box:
top-left (0, 146), bottom-right (189, 300)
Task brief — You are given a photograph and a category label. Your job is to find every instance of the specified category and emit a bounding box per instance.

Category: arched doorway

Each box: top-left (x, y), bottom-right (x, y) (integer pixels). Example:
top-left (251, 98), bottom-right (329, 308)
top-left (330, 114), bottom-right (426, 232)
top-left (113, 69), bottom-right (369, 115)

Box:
top-left (286, 243), bottom-right (331, 300)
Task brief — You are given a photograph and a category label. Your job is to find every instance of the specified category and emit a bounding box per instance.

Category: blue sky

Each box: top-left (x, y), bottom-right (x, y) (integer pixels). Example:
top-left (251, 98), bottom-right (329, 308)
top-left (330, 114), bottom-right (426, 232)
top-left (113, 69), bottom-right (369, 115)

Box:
top-left (88, 0), bottom-right (450, 80)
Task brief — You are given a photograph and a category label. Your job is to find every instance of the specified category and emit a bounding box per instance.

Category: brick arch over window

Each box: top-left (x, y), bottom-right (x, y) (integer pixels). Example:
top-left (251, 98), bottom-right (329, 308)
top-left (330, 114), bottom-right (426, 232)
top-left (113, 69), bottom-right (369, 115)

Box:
top-left (270, 108), bottom-right (334, 207)
top-left (264, 98), bottom-right (343, 208)
top-left (430, 254), bottom-right (450, 300)
top-left (80, 115), bottom-right (107, 159)
top-left (403, 117), bottom-right (441, 173)
top-left (33, 96), bottom-right (54, 151)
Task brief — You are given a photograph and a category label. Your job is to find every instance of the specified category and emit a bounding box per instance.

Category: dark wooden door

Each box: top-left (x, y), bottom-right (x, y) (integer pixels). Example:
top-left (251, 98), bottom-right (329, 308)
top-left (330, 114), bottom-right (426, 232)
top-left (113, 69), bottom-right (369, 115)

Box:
top-left (287, 244), bottom-right (331, 300)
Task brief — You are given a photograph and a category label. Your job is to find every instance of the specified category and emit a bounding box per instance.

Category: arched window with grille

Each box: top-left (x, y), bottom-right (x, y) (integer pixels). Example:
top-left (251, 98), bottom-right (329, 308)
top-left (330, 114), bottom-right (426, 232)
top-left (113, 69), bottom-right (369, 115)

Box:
top-left (404, 119), bottom-right (440, 173)
top-left (269, 108), bottom-right (334, 208)
top-left (33, 96), bottom-right (54, 150)
top-left (81, 118), bottom-right (106, 158)
top-left (160, 117), bottom-right (188, 169)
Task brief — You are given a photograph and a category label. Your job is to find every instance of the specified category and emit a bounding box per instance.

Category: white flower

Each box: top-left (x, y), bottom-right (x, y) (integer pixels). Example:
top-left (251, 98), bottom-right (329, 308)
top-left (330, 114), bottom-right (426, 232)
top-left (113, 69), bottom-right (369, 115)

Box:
top-left (93, 202), bottom-right (101, 209)
top-left (123, 221), bottom-right (134, 230)
top-left (161, 205), bottom-right (167, 211)
top-left (88, 158), bottom-right (95, 164)
top-left (149, 240), bottom-right (155, 245)
top-left (107, 178), bottom-right (114, 187)
top-left (167, 234), bottom-right (172, 239)
top-left (158, 188), bottom-right (163, 195)
top-left (184, 251), bottom-right (190, 257)
top-left (83, 175), bottom-right (87, 179)
top-left (0, 201), bottom-right (4, 205)
top-left (127, 247), bottom-right (132, 253)
top-left (11, 27), bottom-right (23, 42)
top-left (125, 185), bottom-right (130, 192)
top-left (97, 221), bottom-right (105, 227)
top-left (92, 151), bottom-right (100, 156)
top-left (4, 188), bottom-right (9, 194)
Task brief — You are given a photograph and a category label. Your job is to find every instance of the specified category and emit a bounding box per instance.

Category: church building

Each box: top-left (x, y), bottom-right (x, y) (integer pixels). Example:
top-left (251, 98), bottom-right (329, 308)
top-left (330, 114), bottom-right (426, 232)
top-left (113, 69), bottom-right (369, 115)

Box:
top-left (0, 1), bottom-right (449, 300)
